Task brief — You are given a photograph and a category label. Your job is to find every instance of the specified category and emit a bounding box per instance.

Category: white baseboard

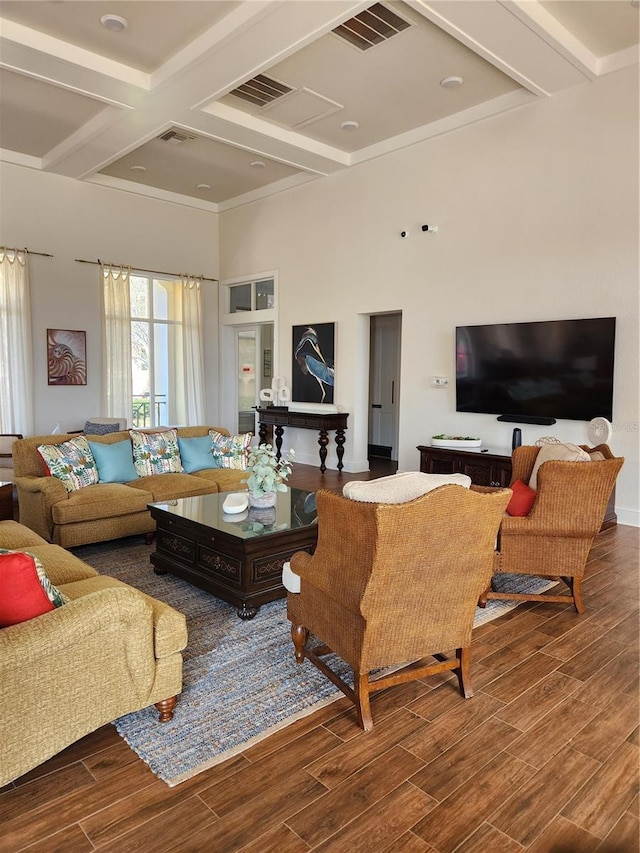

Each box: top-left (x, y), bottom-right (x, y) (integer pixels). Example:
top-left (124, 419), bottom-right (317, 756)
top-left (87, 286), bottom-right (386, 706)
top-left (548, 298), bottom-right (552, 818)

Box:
top-left (293, 451), bottom-right (369, 473)
top-left (615, 508), bottom-right (640, 528)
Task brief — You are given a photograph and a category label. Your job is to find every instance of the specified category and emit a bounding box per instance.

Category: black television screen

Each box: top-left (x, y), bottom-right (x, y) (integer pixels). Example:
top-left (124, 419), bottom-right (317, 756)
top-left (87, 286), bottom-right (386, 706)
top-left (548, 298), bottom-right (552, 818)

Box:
top-left (455, 317), bottom-right (616, 422)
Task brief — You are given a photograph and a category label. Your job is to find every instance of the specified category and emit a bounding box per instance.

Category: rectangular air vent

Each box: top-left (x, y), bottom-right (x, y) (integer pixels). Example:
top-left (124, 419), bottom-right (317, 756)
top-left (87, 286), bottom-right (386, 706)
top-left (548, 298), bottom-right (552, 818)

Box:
top-left (229, 74), bottom-right (293, 108)
top-left (333, 2), bottom-right (410, 50)
top-left (158, 129), bottom-right (197, 145)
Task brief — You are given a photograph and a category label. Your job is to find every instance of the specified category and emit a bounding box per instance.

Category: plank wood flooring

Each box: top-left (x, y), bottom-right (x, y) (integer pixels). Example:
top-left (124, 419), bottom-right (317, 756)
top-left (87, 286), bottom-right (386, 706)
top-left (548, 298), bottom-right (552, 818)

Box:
top-left (2, 462), bottom-right (638, 852)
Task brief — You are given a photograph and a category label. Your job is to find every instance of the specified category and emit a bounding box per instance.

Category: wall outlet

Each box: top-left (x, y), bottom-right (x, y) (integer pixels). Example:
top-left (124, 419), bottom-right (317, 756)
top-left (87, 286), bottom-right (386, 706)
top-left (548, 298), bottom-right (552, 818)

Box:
top-left (432, 376), bottom-right (449, 387)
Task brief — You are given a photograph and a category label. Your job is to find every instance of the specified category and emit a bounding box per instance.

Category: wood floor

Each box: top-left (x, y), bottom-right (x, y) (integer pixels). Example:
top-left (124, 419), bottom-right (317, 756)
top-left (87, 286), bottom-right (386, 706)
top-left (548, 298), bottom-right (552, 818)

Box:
top-left (2, 462), bottom-right (638, 853)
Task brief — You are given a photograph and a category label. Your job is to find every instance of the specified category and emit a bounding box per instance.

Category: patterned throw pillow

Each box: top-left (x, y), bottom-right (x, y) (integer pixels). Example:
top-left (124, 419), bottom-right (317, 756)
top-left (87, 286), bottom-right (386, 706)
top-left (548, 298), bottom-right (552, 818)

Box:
top-left (0, 549), bottom-right (69, 627)
top-left (129, 428), bottom-right (184, 477)
top-left (36, 436), bottom-right (98, 492)
top-left (210, 430), bottom-right (252, 471)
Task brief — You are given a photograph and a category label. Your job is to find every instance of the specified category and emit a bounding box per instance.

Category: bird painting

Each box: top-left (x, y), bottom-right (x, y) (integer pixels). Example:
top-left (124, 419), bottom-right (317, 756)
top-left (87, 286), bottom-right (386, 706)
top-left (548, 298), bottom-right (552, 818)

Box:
top-left (293, 324), bottom-right (335, 404)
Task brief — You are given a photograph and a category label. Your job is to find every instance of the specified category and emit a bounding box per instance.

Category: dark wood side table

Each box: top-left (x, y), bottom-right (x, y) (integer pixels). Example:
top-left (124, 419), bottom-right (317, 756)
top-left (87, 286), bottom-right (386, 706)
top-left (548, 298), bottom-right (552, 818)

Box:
top-left (256, 408), bottom-right (348, 472)
top-left (0, 481), bottom-right (14, 521)
top-left (416, 445), bottom-right (617, 529)
top-left (417, 445), bottom-right (512, 488)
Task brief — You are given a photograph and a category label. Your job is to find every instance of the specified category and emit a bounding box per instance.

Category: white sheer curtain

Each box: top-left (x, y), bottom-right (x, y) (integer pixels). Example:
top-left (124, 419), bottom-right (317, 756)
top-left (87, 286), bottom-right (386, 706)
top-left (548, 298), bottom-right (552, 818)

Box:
top-left (181, 275), bottom-right (206, 424)
top-left (0, 249), bottom-right (34, 433)
top-left (101, 265), bottom-right (132, 423)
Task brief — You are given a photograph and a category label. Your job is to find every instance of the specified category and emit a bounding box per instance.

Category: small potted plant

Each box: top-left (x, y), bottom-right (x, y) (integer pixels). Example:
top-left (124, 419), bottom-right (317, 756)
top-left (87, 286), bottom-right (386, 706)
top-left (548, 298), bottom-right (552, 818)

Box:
top-left (244, 444), bottom-right (295, 508)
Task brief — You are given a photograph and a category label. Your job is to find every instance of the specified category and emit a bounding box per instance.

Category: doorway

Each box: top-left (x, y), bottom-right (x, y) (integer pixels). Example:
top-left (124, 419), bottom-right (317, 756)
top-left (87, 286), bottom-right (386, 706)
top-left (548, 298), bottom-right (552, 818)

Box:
top-left (368, 312), bottom-right (401, 468)
top-left (234, 324), bottom-right (273, 434)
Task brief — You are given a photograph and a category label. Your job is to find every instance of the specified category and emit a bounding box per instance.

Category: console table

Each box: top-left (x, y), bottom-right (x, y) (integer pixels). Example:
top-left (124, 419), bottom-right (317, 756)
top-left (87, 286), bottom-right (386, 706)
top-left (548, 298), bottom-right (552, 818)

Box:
top-left (417, 444), bottom-right (616, 529)
top-left (256, 408), bottom-right (348, 472)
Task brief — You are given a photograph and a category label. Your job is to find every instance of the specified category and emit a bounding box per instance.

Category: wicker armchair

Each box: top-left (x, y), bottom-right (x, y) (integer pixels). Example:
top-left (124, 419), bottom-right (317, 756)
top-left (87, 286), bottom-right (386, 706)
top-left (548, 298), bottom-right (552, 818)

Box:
top-left (287, 485), bottom-right (511, 731)
top-left (479, 443), bottom-right (624, 614)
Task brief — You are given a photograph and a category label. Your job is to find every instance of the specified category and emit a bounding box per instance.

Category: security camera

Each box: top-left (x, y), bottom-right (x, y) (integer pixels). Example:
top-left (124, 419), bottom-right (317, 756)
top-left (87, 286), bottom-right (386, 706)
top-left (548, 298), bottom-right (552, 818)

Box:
top-left (400, 230), bottom-right (408, 239)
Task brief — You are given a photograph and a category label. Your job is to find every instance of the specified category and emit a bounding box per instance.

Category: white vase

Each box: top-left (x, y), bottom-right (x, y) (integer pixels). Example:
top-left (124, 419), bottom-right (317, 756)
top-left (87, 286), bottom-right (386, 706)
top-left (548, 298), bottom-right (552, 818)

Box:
top-left (248, 490), bottom-right (277, 508)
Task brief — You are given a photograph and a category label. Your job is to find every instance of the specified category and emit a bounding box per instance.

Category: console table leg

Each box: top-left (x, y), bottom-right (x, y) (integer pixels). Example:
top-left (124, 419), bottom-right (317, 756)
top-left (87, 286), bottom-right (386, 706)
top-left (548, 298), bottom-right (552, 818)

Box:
top-left (274, 425), bottom-right (284, 461)
top-left (335, 428), bottom-right (346, 472)
top-left (258, 421), bottom-right (268, 446)
top-left (318, 429), bottom-right (329, 473)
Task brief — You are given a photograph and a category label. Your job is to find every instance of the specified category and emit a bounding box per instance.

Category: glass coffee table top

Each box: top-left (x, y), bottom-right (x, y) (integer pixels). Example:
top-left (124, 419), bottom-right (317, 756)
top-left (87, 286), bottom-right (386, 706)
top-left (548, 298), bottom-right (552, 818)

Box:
top-left (150, 487), bottom-right (317, 541)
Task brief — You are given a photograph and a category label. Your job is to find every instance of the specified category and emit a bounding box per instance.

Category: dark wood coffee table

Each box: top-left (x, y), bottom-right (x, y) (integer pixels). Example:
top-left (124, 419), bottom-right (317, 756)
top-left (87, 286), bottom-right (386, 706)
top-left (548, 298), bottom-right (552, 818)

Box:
top-left (148, 488), bottom-right (318, 619)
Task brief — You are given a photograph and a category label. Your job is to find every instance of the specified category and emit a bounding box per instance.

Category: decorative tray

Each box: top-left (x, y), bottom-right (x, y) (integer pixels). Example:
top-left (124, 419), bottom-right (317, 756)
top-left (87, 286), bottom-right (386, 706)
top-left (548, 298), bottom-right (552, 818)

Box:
top-left (431, 435), bottom-right (482, 449)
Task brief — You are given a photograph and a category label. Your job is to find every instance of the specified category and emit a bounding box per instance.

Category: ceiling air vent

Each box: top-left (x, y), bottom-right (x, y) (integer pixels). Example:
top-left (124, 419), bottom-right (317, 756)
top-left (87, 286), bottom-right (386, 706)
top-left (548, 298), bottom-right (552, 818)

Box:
top-left (229, 74), bottom-right (293, 108)
top-left (157, 129), bottom-right (197, 145)
top-left (333, 2), bottom-right (410, 51)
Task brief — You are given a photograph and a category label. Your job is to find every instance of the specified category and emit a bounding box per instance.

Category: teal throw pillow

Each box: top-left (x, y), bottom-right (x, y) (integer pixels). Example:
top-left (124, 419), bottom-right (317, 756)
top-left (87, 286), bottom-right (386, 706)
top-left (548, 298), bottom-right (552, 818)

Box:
top-left (87, 439), bottom-right (138, 484)
top-left (177, 435), bottom-right (220, 473)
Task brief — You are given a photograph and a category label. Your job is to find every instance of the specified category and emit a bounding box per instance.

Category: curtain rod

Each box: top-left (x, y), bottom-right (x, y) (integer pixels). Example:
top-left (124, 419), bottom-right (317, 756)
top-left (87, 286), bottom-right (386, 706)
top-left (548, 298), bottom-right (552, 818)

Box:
top-left (74, 258), bottom-right (218, 283)
top-left (1, 246), bottom-right (54, 258)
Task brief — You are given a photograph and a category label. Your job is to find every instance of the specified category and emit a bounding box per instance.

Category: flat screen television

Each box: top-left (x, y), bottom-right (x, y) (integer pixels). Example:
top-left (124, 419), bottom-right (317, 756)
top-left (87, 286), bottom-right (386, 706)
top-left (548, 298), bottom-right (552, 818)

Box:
top-left (455, 317), bottom-right (616, 423)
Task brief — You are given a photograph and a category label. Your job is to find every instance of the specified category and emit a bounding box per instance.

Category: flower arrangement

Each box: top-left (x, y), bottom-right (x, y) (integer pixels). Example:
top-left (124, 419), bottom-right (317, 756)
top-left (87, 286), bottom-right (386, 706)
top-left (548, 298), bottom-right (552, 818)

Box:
top-left (244, 444), bottom-right (295, 498)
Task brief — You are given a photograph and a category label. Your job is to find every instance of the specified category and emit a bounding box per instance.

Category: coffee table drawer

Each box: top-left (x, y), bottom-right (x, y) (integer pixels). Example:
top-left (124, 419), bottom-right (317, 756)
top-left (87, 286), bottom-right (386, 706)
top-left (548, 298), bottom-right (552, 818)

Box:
top-left (198, 544), bottom-right (242, 587)
top-left (156, 528), bottom-right (195, 564)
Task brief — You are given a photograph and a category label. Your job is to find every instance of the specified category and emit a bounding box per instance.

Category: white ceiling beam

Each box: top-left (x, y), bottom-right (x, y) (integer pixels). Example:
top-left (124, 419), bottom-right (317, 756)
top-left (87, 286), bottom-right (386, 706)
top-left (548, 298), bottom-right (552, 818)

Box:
top-left (409, 0), bottom-right (591, 97)
top-left (0, 18), bottom-right (148, 99)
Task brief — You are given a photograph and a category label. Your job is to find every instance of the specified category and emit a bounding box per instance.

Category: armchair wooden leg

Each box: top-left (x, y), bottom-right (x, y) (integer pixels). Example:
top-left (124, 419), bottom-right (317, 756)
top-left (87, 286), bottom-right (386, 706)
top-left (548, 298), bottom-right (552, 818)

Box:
top-left (455, 647), bottom-right (474, 699)
top-left (354, 672), bottom-right (374, 731)
top-left (562, 576), bottom-right (585, 614)
top-left (291, 623), bottom-right (309, 663)
top-left (478, 586), bottom-right (489, 608)
top-left (155, 695), bottom-right (177, 722)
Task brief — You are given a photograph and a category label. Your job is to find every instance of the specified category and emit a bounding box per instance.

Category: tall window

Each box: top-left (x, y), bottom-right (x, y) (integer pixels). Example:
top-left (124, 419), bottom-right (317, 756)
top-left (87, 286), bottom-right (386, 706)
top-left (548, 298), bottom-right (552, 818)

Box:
top-left (103, 267), bottom-right (205, 428)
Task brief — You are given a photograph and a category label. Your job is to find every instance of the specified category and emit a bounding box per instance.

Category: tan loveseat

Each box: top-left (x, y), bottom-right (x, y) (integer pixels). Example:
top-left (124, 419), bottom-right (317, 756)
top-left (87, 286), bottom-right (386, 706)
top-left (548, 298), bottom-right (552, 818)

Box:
top-left (0, 521), bottom-right (188, 785)
top-left (13, 426), bottom-right (248, 548)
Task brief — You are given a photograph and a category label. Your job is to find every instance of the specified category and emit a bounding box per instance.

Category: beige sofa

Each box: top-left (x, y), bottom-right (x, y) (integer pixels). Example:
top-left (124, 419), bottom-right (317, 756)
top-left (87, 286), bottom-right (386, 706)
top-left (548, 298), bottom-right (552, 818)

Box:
top-left (0, 520), bottom-right (188, 786)
top-left (13, 426), bottom-right (248, 548)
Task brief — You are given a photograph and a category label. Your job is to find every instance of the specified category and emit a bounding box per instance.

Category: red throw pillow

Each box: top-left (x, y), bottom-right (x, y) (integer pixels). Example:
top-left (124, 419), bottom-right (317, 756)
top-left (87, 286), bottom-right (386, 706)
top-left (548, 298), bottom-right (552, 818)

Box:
top-left (0, 552), bottom-right (56, 627)
top-left (506, 479), bottom-right (536, 517)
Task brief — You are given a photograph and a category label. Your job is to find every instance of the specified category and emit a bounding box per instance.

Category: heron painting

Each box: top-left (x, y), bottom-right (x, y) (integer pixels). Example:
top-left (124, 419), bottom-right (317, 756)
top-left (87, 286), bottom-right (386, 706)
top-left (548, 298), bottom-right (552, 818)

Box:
top-left (292, 323), bottom-right (335, 404)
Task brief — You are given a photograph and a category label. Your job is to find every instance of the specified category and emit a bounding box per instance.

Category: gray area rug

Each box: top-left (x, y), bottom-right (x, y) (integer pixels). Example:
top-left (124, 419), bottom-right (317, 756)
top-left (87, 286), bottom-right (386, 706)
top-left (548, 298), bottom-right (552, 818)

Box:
top-left (76, 538), bottom-right (556, 786)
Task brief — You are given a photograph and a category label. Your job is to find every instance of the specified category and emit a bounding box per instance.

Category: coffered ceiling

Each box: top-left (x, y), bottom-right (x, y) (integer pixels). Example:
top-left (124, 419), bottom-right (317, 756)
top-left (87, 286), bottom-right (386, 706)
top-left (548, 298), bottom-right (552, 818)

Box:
top-left (0, 0), bottom-right (637, 211)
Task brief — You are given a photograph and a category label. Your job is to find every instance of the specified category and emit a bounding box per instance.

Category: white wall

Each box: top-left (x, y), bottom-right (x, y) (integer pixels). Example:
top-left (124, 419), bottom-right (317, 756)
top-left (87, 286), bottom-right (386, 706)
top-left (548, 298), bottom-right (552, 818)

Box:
top-left (220, 66), bottom-right (640, 525)
top-left (0, 166), bottom-right (220, 434)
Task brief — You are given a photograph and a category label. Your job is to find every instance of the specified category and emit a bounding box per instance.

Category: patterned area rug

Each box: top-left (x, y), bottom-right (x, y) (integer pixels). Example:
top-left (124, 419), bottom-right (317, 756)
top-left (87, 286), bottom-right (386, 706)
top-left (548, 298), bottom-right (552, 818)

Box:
top-left (76, 538), bottom-right (557, 786)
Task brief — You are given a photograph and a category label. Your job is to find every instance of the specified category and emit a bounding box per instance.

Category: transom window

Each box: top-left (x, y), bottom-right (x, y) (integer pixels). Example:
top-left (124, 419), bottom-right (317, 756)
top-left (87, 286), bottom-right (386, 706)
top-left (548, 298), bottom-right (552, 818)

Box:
top-left (228, 278), bottom-right (274, 313)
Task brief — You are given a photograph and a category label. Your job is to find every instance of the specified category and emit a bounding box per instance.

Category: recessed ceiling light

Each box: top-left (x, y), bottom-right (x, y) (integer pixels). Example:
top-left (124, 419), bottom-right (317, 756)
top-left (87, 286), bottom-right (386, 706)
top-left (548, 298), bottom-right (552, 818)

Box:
top-left (129, 164), bottom-right (146, 172)
top-left (440, 76), bottom-right (464, 89)
top-left (196, 183), bottom-right (211, 190)
top-left (250, 160), bottom-right (266, 169)
top-left (100, 14), bottom-right (128, 32)
top-left (340, 120), bottom-right (359, 131)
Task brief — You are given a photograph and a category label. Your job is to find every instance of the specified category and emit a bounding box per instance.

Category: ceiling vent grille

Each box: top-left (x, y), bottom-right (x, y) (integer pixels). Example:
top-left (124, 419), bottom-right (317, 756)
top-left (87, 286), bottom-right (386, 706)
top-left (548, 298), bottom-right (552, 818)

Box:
top-left (157, 129), bottom-right (197, 145)
top-left (229, 74), bottom-right (294, 108)
top-left (333, 2), bottom-right (410, 50)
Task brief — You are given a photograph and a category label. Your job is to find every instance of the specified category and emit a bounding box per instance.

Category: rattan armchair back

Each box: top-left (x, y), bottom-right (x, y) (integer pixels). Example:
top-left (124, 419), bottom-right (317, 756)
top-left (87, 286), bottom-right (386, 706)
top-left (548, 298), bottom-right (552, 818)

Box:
top-left (287, 484), bottom-right (510, 731)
